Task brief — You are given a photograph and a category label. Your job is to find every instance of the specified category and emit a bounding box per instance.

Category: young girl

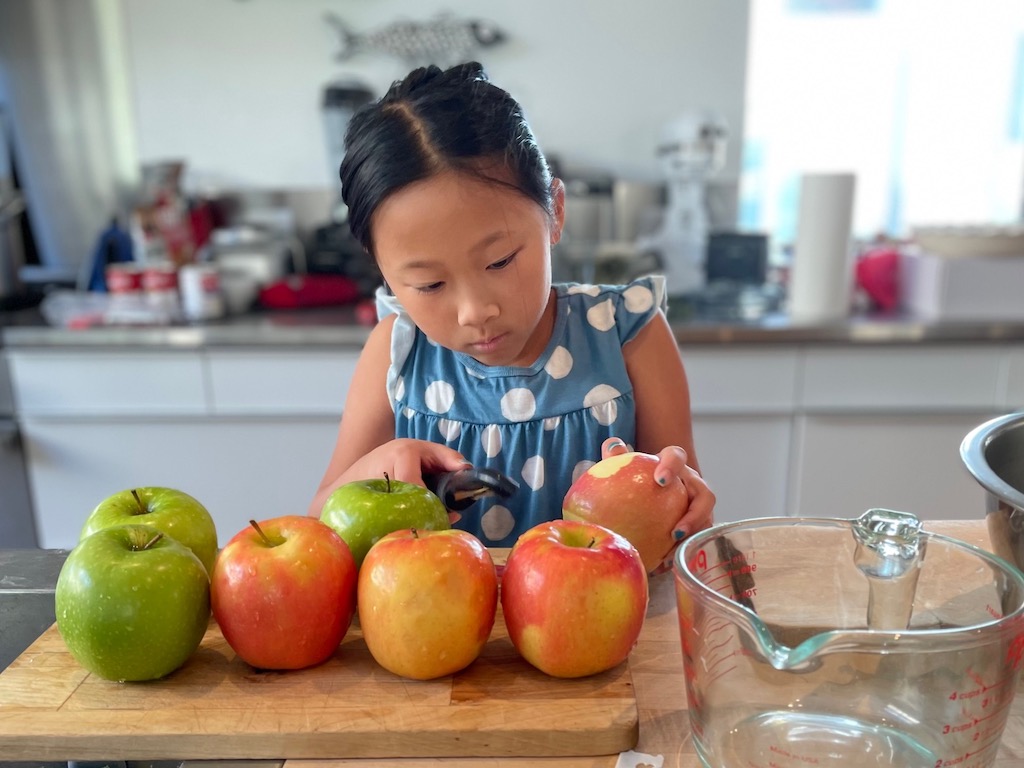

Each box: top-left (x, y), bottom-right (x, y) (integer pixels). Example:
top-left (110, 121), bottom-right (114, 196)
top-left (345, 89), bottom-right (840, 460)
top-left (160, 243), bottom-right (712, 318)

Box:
top-left (310, 62), bottom-right (714, 564)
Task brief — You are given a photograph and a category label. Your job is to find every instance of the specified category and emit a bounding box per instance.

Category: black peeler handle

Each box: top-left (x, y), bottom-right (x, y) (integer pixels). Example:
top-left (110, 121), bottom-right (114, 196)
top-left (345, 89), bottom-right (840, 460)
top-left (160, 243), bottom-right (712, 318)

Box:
top-left (424, 467), bottom-right (520, 512)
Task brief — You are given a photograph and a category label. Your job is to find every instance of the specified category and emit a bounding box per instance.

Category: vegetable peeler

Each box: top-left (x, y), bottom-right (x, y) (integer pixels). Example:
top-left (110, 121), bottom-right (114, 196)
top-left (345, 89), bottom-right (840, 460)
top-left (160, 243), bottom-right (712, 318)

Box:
top-left (424, 467), bottom-right (520, 511)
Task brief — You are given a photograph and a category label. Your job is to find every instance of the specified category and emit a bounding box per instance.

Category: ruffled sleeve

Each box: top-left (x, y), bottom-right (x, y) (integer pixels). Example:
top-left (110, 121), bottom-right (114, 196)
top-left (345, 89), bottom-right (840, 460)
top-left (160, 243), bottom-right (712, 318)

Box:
top-left (374, 286), bottom-right (417, 413)
top-left (615, 274), bottom-right (668, 346)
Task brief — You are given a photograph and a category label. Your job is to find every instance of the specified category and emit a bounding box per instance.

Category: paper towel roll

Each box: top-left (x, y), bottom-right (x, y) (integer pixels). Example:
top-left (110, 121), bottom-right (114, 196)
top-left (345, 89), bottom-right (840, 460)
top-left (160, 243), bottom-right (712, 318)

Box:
top-left (788, 173), bottom-right (856, 321)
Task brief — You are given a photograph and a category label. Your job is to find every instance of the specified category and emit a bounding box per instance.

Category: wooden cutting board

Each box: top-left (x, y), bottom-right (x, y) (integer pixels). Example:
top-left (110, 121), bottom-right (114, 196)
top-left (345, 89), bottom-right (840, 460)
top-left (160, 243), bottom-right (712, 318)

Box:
top-left (0, 606), bottom-right (639, 761)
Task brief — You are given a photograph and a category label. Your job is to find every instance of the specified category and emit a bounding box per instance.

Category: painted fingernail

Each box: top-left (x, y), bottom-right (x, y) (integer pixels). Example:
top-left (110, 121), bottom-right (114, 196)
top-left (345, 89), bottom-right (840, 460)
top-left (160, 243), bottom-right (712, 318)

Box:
top-left (656, 475), bottom-right (667, 486)
top-left (673, 529), bottom-right (687, 541)
top-left (608, 439), bottom-right (625, 450)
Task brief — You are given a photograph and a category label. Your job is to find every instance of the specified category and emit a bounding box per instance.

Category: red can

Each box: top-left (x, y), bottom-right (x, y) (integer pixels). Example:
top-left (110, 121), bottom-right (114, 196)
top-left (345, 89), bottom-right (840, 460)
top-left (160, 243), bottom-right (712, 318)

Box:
top-left (105, 263), bottom-right (144, 294)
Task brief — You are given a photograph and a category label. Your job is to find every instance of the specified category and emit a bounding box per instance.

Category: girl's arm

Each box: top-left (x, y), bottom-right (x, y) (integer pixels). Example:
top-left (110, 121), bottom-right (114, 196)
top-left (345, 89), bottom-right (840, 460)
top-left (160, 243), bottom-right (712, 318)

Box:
top-left (308, 315), bottom-right (467, 515)
top-left (623, 311), bottom-right (716, 537)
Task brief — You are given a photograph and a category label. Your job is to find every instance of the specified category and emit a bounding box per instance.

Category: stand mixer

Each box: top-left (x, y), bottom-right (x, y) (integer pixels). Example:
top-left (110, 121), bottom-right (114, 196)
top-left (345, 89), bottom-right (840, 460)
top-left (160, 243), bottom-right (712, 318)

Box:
top-left (636, 111), bottom-right (727, 297)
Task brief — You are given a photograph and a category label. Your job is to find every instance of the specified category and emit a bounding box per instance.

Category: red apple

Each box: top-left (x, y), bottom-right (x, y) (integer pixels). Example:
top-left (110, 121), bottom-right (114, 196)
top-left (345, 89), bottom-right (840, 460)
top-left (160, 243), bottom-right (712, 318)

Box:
top-left (562, 451), bottom-right (687, 572)
top-left (211, 515), bottom-right (357, 670)
top-left (358, 528), bottom-right (498, 680)
top-left (501, 519), bottom-right (648, 678)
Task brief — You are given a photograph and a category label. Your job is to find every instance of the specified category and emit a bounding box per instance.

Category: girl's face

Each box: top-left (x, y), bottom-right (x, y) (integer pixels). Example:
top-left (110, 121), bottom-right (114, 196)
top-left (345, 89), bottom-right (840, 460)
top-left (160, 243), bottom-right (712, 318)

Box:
top-left (371, 170), bottom-right (565, 368)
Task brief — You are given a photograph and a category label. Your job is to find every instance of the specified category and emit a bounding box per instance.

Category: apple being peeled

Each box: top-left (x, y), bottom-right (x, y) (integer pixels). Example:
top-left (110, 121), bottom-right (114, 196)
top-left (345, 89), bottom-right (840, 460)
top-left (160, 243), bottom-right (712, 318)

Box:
top-left (563, 452), bottom-right (687, 572)
top-left (358, 528), bottom-right (498, 680)
top-left (320, 474), bottom-right (449, 568)
top-left (501, 519), bottom-right (648, 678)
top-left (80, 487), bottom-right (218, 575)
top-left (55, 524), bottom-right (211, 681)
top-left (211, 516), bottom-right (357, 670)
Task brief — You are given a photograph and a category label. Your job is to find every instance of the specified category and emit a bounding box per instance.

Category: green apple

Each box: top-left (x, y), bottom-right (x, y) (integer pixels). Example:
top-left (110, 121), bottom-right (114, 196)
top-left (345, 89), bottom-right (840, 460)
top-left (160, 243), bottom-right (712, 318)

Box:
top-left (55, 524), bottom-right (211, 681)
top-left (80, 487), bottom-right (218, 575)
top-left (319, 474), bottom-right (450, 568)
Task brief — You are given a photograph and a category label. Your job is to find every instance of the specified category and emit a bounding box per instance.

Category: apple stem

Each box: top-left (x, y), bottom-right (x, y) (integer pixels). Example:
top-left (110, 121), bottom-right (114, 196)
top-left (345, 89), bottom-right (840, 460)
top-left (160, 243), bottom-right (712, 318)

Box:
top-left (130, 488), bottom-right (146, 515)
top-left (411, 528), bottom-right (419, 539)
top-left (141, 532), bottom-right (164, 550)
top-left (249, 519), bottom-right (273, 546)
top-left (384, 471), bottom-right (391, 493)
top-left (588, 537), bottom-right (596, 549)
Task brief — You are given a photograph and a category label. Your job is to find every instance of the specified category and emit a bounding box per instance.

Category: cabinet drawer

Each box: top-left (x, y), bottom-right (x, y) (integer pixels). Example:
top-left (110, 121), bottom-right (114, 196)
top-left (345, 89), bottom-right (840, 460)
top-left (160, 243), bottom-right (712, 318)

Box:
top-left (684, 347), bottom-right (799, 414)
top-left (1006, 350), bottom-right (1024, 410)
top-left (207, 351), bottom-right (358, 414)
top-left (9, 351), bottom-right (207, 415)
top-left (800, 346), bottom-right (1004, 410)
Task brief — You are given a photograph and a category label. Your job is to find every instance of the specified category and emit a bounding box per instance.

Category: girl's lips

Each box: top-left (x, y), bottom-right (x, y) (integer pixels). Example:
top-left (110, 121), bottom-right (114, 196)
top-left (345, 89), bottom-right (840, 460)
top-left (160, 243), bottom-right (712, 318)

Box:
top-left (470, 333), bottom-right (507, 354)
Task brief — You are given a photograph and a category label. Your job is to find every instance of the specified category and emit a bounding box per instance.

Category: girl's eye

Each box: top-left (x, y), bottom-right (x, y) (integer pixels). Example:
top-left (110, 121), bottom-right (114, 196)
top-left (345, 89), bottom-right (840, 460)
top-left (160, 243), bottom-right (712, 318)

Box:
top-left (415, 282), bottom-right (444, 294)
top-left (488, 252), bottom-right (518, 270)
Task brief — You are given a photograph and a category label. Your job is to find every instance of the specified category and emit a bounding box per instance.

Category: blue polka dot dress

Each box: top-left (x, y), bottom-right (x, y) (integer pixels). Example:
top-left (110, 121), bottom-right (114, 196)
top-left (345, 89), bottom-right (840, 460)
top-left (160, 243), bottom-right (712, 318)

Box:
top-left (376, 276), bottom-right (668, 546)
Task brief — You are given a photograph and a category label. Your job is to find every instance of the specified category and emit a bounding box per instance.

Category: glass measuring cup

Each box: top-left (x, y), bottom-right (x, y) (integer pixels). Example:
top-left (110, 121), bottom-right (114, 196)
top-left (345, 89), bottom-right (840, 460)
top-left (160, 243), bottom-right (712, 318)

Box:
top-left (674, 509), bottom-right (1024, 768)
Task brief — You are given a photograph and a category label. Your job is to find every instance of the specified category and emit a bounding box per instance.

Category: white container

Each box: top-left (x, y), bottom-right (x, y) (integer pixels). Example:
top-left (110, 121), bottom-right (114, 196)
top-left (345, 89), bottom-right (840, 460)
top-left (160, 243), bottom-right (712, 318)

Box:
top-left (788, 172), bottom-right (857, 321)
top-left (179, 264), bottom-right (225, 321)
top-left (901, 249), bottom-right (1024, 321)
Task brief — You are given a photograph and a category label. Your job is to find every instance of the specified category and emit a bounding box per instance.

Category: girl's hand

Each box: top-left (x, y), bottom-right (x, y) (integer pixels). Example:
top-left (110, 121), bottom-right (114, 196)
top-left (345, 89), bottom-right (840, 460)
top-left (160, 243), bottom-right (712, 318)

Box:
top-left (600, 438), bottom-right (716, 576)
top-left (313, 438), bottom-right (472, 521)
top-left (350, 438), bottom-right (472, 487)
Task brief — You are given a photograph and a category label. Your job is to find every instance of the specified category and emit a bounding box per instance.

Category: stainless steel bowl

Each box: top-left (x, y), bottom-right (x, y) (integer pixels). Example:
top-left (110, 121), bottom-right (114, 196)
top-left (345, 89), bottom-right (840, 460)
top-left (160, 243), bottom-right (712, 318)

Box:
top-left (961, 412), bottom-right (1024, 571)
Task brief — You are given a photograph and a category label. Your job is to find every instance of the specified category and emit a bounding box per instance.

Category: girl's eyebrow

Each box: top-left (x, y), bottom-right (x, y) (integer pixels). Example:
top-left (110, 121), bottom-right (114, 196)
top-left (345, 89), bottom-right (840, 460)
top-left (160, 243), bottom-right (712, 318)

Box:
top-left (397, 231), bottom-right (512, 271)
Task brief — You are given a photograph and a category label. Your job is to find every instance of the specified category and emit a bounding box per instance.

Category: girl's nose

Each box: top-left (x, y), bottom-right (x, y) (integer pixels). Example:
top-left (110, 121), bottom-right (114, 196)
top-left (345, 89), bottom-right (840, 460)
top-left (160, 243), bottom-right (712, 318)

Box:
top-left (457, 290), bottom-right (500, 327)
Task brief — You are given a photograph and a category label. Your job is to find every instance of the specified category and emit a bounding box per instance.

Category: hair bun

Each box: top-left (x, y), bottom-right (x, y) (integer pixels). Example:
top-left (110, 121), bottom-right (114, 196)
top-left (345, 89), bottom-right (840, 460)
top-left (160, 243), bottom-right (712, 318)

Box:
top-left (393, 65), bottom-right (444, 97)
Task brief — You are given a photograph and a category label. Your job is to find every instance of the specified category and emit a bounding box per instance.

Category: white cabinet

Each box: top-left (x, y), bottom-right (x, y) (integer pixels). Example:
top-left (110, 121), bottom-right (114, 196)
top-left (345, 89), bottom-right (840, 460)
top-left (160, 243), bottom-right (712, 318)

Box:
top-left (10, 339), bottom-right (1021, 544)
top-left (692, 415), bottom-right (792, 522)
top-left (681, 343), bottom-right (1015, 525)
top-left (9, 351), bottom-right (207, 415)
top-left (206, 350), bottom-right (355, 415)
top-left (10, 348), bottom-right (359, 550)
top-left (790, 413), bottom-right (997, 521)
top-left (21, 416), bottom-right (340, 550)
top-left (799, 346), bottom-right (1004, 411)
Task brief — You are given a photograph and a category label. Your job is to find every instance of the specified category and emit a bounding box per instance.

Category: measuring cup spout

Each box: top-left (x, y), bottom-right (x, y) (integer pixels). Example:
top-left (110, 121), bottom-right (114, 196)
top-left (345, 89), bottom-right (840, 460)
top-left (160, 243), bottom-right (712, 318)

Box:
top-left (852, 508), bottom-right (925, 630)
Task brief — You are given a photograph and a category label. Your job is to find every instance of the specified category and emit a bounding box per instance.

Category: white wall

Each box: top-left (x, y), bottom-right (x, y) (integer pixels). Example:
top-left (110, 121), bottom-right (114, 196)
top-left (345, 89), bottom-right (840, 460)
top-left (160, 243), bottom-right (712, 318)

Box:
top-left (121, 0), bottom-right (750, 191)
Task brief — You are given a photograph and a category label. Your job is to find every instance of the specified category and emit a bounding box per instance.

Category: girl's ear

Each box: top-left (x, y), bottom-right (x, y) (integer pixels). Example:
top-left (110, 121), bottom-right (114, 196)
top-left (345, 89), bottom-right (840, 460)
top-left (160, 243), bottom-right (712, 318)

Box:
top-left (549, 177), bottom-right (566, 246)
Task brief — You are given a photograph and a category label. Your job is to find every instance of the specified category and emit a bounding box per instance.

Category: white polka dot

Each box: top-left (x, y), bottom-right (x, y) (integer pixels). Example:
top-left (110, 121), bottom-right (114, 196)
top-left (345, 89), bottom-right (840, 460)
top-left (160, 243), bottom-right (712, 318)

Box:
top-left (481, 505), bottom-right (516, 541)
top-left (543, 416), bottom-right (561, 431)
top-left (481, 425), bottom-right (503, 458)
top-left (424, 380), bottom-right (455, 413)
top-left (587, 298), bottom-right (616, 332)
top-left (395, 375), bottom-right (406, 401)
top-left (500, 388), bottom-right (536, 422)
top-left (572, 460), bottom-right (596, 484)
top-left (403, 407), bottom-right (415, 420)
top-left (545, 346), bottom-right (573, 379)
top-left (584, 383), bottom-right (621, 426)
top-left (437, 419), bottom-right (461, 442)
top-left (623, 284), bottom-right (655, 313)
top-left (568, 284), bottom-right (600, 296)
top-left (521, 455), bottom-right (545, 491)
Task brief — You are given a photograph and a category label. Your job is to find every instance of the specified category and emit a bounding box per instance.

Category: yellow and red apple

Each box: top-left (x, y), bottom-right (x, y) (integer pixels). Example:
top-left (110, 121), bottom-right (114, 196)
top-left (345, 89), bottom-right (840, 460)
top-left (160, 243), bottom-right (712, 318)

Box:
top-left (562, 451), bottom-right (687, 572)
top-left (501, 519), bottom-right (648, 678)
top-left (358, 528), bottom-right (498, 680)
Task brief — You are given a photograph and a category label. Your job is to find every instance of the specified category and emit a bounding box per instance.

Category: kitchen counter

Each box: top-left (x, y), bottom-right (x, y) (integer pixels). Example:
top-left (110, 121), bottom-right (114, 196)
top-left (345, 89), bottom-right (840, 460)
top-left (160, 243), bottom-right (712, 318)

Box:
top-left (5, 303), bottom-right (1024, 348)
top-left (3, 519), bottom-right (1024, 767)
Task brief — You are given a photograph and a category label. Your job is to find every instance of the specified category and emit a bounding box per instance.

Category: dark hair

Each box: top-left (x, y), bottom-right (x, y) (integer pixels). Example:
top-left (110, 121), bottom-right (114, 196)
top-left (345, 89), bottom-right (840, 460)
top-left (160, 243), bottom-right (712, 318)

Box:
top-left (339, 61), bottom-right (553, 255)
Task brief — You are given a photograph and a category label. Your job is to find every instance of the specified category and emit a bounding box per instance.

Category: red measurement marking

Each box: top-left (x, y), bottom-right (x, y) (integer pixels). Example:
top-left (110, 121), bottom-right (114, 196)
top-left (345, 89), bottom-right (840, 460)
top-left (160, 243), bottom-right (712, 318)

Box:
top-left (703, 662), bottom-right (738, 688)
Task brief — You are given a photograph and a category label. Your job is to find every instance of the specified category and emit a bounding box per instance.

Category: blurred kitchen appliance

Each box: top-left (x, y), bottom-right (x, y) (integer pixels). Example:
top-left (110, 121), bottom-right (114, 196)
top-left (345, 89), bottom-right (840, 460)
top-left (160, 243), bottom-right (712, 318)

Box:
top-left (0, 352), bottom-right (36, 548)
top-left (705, 232), bottom-right (768, 285)
top-left (636, 111), bottom-right (728, 297)
top-left (322, 81), bottom-right (374, 194)
top-left (0, 109), bottom-right (30, 307)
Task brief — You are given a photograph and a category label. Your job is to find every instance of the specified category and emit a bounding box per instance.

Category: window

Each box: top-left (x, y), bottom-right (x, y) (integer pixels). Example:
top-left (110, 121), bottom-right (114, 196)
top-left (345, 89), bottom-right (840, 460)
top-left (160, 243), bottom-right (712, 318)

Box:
top-left (740, 0), bottom-right (1024, 245)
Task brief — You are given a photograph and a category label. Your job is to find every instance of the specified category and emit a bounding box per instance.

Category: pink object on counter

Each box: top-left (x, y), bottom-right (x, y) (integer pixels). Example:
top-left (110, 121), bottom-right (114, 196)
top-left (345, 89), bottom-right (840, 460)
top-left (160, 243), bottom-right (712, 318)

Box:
top-left (855, 247), bottom-right (901, 311)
